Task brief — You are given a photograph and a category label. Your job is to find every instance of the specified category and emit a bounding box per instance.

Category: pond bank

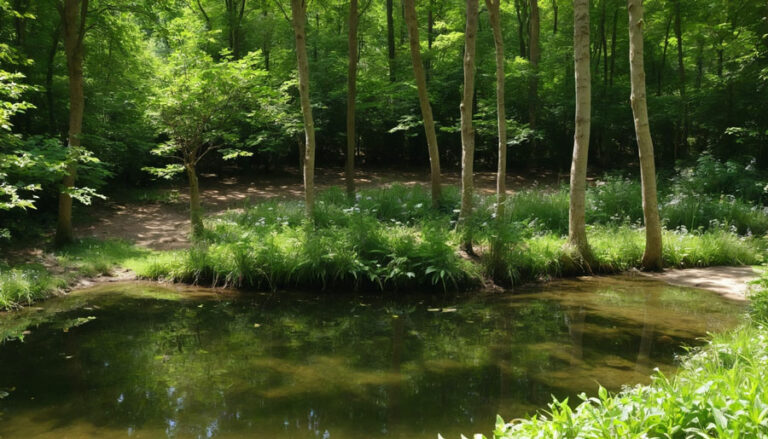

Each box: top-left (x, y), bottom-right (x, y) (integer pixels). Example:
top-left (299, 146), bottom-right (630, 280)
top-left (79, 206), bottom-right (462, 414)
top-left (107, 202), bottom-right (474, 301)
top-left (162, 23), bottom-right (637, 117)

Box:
top-left (641, 265), bottom-right (761, 301)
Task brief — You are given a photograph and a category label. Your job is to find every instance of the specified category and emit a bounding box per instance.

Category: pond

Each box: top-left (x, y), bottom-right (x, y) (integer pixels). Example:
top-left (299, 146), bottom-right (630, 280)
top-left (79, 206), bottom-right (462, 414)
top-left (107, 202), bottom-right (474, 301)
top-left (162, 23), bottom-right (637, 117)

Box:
top-left (0, 275), bottom-right (744, 438)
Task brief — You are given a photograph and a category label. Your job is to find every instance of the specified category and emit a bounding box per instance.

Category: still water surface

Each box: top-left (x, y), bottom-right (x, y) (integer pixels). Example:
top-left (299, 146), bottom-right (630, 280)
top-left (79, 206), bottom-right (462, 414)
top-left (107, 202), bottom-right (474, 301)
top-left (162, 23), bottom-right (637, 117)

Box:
top-left (0, 276), bottom-right (744, 438)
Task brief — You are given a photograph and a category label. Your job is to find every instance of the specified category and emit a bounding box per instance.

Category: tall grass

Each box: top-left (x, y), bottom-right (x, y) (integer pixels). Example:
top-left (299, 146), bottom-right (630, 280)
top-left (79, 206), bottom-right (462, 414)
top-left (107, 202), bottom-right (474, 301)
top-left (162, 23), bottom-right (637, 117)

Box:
top-left (481, 225), bottom-right (765, 287)
top-left (0, 264), bottom-right (64, 310)
top-left (0, 239), bottom-right (151, 310)
top-left (132, 183), bottom-right (766, 292)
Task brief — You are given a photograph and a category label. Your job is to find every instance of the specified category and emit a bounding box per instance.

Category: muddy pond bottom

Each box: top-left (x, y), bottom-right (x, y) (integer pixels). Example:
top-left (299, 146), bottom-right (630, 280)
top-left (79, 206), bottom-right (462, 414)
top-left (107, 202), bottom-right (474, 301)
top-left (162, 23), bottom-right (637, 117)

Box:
top-left (0, 275), bottom-right (744, 438)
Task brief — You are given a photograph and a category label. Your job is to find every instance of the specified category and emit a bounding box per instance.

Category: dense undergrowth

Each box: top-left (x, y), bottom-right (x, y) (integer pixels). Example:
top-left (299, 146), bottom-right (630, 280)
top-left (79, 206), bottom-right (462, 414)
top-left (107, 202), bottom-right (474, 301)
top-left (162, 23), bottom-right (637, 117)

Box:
top-left (476, 273), bottom-right (768, 439)
top-left (130, 176), bottom-right (766, 291)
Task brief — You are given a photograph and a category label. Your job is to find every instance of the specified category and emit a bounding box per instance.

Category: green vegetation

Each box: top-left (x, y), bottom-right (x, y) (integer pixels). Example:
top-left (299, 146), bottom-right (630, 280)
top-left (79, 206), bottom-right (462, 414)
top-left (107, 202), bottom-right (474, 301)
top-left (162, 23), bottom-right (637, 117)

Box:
top-left (479, 274), bottom-right (768, 439)
top-left (0, 239), bottom-right (149, 309)
top-left (0, 0), bottom-right (765, 437)
top-left (130, 183), bottom-right (764, 291)
top-left (0, 264), bottom-right (63, 310)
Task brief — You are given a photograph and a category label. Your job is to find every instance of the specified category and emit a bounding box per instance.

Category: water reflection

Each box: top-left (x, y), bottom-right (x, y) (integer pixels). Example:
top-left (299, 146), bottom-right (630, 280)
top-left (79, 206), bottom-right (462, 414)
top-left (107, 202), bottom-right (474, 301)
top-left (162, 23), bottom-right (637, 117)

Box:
top-left (0, 275), bottom-right (744, 438)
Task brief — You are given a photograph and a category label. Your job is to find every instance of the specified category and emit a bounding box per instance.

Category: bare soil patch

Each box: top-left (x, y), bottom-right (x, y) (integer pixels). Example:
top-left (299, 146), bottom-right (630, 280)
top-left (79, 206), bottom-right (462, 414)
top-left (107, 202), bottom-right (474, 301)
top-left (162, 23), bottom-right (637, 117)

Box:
top-left (75, 168), bottom-right (561, 250)
top-left (642, 266), bottom-right (761, 301)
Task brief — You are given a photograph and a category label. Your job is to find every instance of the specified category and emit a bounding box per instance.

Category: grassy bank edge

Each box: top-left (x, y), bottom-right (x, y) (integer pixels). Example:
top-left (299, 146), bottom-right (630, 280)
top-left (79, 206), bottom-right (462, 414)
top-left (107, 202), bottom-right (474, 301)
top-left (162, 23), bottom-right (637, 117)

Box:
top-left (1, 226), bottom-right (764, 311)
top-left (0, 239), bottom-right (151, 310)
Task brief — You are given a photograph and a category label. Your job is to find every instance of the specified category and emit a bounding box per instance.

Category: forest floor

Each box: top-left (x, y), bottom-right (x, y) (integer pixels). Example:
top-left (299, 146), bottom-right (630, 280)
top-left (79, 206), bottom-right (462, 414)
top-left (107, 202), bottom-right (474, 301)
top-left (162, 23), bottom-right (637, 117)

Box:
top-left (76, 167), bottom-right (565, 251)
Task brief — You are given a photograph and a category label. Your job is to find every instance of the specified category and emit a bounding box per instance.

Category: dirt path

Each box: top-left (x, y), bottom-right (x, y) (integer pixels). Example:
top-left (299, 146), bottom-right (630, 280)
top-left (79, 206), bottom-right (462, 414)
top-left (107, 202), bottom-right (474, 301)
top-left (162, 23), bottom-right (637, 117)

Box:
top-left (76, 168), bottom-right (562, 250)
top-left (642, 266), bottom-right (761, 301)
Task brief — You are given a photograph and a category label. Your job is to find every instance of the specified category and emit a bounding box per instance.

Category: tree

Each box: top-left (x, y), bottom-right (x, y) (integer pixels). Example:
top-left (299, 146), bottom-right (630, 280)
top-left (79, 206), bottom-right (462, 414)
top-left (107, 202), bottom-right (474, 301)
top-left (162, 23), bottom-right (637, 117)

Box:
top-left (146, 46), bottom-right (272, 236)
top-left (485, 0), bottom-right (506, 221)
top-left (345, 0), bottom-right (358, 197)
top-left (403, 0), bottom-right (441, 207)
top-left (567, 0), bottom-right (593, 262)
top-left (55, 0), bottom-right (88, 247)
top-left (627, 0), bottom-right (663, 270)
top-left (528, 0), bottom-right (540, 143)
top-left (386, 0), bottom-right (395, 82)
top-left (458, 0), bottom-right (478, 253)
top-left (225, 0), bottom-right (247, 59)
top-left (673, 0), bottom-right (688, 156)
top-left (290, 0), bottom-right (316, 217)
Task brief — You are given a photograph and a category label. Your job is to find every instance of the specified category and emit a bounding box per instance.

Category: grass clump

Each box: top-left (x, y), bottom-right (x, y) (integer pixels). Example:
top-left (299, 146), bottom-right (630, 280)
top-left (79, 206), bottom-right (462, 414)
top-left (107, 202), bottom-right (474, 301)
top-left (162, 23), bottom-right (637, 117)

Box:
top-left (133, 184), bottom-right (766, 292)
top-left (0, 264), bottom-right (64, 310)
top-left (135, 221), bottom-right (480, 291)
top-left (481, 224), bottom-right (764, 287)
top-left (0, 239), bottom-right (152, 310)
top-left (133, 189), bottom-right (480, 291)
top-left (56, 238), bottom-right (152, 277)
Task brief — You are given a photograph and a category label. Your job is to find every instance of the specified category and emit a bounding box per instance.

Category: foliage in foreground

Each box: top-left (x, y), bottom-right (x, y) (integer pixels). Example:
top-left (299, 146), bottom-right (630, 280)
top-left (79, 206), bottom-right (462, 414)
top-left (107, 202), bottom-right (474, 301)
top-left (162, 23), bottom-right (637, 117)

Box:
top-left (131, 184), bottom-right (765, 291)
top-left (471, 275), bottom-right (768, 439)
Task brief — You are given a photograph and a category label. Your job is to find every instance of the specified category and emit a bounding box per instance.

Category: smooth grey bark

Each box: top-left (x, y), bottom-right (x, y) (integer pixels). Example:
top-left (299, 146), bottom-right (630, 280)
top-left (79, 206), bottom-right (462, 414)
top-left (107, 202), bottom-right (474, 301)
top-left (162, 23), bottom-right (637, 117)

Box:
top-left (458, 0), bottom-right (479, 252)
top-left (486, 0), bottom-right (507, 220)
top-left (404, 0), bottom-right (442, 207)
top-left (627, 0), bottom-right (663, 270)
top-left (567, 0), bottom-right (593, 261)
top-left (345, 0), bottom-right (358, 197)
top-left (291, 0), bottom-right (316, 217)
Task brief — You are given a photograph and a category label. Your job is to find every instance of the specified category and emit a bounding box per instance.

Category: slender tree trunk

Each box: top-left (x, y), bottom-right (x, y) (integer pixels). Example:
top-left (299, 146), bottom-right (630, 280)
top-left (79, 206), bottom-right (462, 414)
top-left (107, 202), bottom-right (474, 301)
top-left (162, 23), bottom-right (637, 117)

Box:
top-left (695, 43), bottom-right (703, 89)
top-left (459, 0), bottom-right (479, 253)
top-left (717, 45), bottom-right (723, 77)
top-left (486, 0), bottom-right (507, 220)
top-left (386, 0), bottom-right (395, 81)
top-left (187, 162), bottom-right (203, 236)
top-left (657, 14), bottom-right (672, 96)
top-left (552, 0), bottom-right (558, 34)
top-left (399, 0), bottom-right (406, 46)
top-left (261, 5), bottom-right (271, 70)
top-left (567, 0), bottom-right (592, 261)
top-left (404, 0), bottom-right (441, 207)
top-left (345, 0), bottom-right (358, 197)
top-left (56, 0), bottom-right (88, 247)
top-left (514, 0), bottom-right (527, 58)
top-left (528, 0), bottom-right (540, 140)
top-left (601, 0), bottom-right (608, 85)
top-left (609, 7), bottom-right (617, 86)
top-left (674, 0), bottom-right (688, 154)
top-left (291, 0), bottom-right (316, 217)
top-left (13, 0), bottom-right (28, 47)
top-left (627, 0), bottom-right (663, 271)
top-left (426, 0), bottom-right (433, 82)
top-left (47, 22), bottom-right (61, 135)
